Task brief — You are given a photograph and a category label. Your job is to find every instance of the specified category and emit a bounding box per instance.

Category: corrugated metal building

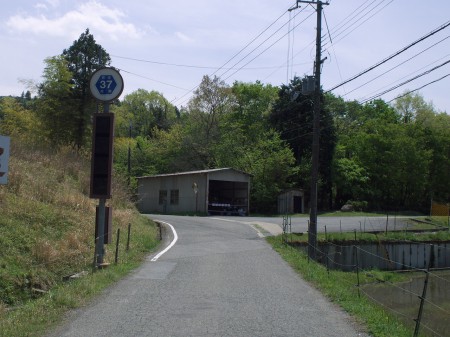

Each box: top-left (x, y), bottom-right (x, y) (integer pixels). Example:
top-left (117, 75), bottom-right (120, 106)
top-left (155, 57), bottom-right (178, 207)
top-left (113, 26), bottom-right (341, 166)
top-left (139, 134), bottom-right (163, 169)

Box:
top-left (137, 168), bottom-right (251, 215)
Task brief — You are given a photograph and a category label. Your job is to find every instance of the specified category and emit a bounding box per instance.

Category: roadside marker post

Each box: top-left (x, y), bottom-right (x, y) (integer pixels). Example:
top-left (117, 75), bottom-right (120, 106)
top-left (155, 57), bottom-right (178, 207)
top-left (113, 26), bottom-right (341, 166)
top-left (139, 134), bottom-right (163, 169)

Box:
top-left (0, 135), bottom-right (10, 185)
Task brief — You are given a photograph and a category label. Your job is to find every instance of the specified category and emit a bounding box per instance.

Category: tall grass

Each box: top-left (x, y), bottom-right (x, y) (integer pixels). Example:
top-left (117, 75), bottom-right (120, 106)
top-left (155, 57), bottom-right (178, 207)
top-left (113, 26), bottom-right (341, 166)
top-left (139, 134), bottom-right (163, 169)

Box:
top-left (0, 140), bottom-right (160, 336)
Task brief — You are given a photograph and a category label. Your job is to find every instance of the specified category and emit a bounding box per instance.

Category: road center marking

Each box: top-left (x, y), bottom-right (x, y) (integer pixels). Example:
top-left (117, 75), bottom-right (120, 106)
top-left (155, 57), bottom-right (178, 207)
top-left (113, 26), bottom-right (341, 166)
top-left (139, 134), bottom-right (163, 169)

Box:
top-left (151, 221), bottom-right (178, 262)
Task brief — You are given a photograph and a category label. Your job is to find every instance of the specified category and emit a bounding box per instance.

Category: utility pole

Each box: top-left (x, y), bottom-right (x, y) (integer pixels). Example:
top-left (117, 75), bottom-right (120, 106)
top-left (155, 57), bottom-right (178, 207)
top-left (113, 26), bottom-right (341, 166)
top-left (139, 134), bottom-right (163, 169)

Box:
top-left (296, 0), bottom-right (328, 260)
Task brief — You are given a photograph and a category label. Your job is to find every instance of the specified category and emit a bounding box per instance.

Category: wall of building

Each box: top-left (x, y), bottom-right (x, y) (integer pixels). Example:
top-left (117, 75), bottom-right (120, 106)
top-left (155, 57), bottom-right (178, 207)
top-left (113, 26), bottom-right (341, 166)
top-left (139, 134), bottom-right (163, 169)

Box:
top-left (137, 173), bottom-right (208, 214)
top-left (137, 169), bottom-right (252, 214)
top-left (278, 190), bottom-right (305, 214)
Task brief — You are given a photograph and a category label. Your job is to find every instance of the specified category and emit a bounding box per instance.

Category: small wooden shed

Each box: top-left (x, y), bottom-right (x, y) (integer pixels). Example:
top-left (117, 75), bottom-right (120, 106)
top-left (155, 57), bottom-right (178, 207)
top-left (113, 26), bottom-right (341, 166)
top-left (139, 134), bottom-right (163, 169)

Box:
top-left (137, 168), bottom-right (251, 215)
top-left (278, 189), bottom-right (305, 214)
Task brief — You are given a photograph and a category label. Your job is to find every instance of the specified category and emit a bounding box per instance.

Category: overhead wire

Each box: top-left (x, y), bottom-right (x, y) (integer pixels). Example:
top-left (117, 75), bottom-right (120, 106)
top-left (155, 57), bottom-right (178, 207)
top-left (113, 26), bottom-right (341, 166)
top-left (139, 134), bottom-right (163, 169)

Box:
top-left (222, 11), bottom-right (315, 84)
top-left (264, 0), bottom-right (394, 86)
top-left (359, 53), bottom-right (450, 101)
top-left (322, 0), bottom-right (394, 48)
top-left (359, 59), bottom-right (450, 103)
top-left (172, 7), bottom-right (313, 107)
top-left (342, 35), bottom-right (450, 97)
top-left (170, 7), bottom-right (300, 106)
top-left (217, 7), bottom-right (309, 81)
top-left (323, 8), bottom-right (346, 94)
top-left (287, 10), bottom-right (293, 83)
top-left (113, 54), bottom-right (311, 71)
top-left (326, 20), bottom-right (450, 92)
top-left (113, 1), bottom-right (447, 110)
top-left (117, 68), bottom-right (189, 91)
top-left (387, 74), bottom-right (450, 103)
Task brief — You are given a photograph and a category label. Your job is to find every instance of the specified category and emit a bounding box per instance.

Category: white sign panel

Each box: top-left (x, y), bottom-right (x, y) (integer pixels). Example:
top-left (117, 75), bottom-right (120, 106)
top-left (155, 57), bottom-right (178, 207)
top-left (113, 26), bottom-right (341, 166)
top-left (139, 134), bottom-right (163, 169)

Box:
top-left (0, 135), bottom-right (11, 185)
top-left (89, 67), bottom-right (124, 102)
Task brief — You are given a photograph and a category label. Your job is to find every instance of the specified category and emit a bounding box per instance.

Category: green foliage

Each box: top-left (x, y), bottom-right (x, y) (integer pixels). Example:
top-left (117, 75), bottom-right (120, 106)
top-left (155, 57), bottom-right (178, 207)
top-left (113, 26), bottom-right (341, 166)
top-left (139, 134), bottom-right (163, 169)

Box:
top-left (328, 92), bottom-right (447, 212)
top-left (61, 28), bottom-right (111, 149)
top-left (36, 56), bottom-right (75, 147)
top-left (270, 77), bottom-right (337, 209)
top-left (0, 139), bottom-right (159, 331)
top-left (113, 89), bottom-right (178, 138)
top-left (231, 80), bottom-right (278, 142)
top-left (114, 136), bottom-right (158, 184)
top-left (183, 75), bottom-right (236, 168)
top-left (266, 236), bottom-right (412, 337)
top-left (0, 97), bottom-right (41, 143)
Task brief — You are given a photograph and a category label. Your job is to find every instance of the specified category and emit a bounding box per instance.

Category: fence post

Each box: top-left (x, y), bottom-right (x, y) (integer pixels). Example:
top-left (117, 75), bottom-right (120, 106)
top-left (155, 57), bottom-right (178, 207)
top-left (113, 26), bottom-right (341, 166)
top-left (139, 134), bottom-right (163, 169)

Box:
top-left (126, 223), bottom-right (131, 251)
top-left (385, 213), bottom-right (389, 234)
top-left (93, 237), bottom-right (99, 271)
top-left (115, 228), bottom-right (120, 264)
top-left (353, 244), bottom-right (361, 298)
top-left (307, 221), bottom-right (310, 263)
top-left (413, 244), bottom-right (433, 337)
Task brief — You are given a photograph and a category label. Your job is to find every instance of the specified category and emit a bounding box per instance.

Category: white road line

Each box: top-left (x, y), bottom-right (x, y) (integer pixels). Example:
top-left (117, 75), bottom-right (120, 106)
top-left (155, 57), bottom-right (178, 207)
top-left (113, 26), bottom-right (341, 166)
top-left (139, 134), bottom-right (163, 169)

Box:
top-left (250, 224), bottom-right (265, 238)
top-left (209, 217), bottom-right (265, 237)
top-left (151, 221), bottom-right (178, 262)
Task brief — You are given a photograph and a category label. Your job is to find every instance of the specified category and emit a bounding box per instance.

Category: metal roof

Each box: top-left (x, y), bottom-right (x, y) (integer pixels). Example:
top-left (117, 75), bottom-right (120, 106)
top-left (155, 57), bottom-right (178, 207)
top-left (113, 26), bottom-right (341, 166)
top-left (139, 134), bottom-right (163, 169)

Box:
top-left (136, 168), bottom-right (252, 180)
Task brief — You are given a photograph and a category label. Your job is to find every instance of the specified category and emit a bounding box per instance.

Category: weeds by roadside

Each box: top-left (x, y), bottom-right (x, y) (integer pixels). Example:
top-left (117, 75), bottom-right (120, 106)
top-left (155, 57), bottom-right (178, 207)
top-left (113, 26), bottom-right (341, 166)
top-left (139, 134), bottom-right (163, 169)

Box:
top-left (0, 140), bottom-right (160, 336)
top-left (266, 235), bottom-right (412, 337)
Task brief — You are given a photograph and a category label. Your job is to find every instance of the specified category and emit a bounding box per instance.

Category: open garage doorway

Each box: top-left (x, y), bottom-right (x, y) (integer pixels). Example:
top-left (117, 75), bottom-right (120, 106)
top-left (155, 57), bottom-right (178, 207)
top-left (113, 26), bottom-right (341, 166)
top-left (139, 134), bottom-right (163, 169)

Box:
top-left (208, 180), bottom-right (249, 216)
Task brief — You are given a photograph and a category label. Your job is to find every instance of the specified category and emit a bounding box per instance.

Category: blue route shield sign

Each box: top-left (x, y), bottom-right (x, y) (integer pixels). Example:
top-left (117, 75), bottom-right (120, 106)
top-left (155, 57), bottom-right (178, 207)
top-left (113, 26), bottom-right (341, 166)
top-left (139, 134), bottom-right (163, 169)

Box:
top-left (95, 75), bottom-right (117, 95)
top-left (89, 68), bottom-right (124, 102)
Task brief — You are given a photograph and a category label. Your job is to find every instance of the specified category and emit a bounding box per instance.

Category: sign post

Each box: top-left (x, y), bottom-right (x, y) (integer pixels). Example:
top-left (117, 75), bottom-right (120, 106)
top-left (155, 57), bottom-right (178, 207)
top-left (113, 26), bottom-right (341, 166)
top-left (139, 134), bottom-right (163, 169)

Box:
top-left (89, 67), bottom-right (123, 268)
top-left (0, 136), bottom-right (11, 185)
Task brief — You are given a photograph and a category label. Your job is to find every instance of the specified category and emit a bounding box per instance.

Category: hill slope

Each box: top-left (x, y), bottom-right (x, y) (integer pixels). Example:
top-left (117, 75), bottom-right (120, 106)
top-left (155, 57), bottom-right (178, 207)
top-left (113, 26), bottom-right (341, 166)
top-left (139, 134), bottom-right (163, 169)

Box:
top-left (0, 140), bottom-right (158, 313)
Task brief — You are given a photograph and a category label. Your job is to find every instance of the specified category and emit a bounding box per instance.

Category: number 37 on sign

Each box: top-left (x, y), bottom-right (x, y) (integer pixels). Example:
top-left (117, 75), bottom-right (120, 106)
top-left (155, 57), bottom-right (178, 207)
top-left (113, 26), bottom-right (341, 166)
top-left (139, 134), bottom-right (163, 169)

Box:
top-left (89, 67), bottom-right (124, 102)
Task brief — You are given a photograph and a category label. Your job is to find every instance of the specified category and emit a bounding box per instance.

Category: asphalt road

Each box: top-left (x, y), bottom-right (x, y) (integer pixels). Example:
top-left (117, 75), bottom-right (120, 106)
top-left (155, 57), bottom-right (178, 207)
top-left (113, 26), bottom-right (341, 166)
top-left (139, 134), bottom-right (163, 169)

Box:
top-left (235, 214), bottom-right (413, 234)
top-left (48, 215), bottom-right (370, 337)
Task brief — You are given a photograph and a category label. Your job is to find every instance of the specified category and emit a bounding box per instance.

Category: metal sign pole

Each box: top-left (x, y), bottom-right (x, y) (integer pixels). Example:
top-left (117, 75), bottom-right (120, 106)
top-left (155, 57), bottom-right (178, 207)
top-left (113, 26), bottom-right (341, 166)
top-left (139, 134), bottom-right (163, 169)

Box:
top-left (96, 102), bottom-right (110, 266)
top-left (89, 67), bottom-right (123, 268)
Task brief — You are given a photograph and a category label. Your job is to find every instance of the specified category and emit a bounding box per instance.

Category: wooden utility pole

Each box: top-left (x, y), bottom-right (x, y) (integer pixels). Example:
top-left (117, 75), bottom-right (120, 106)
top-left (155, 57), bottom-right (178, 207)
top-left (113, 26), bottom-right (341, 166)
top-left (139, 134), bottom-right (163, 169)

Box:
top-left (296, 0), bottom-right (328, 260)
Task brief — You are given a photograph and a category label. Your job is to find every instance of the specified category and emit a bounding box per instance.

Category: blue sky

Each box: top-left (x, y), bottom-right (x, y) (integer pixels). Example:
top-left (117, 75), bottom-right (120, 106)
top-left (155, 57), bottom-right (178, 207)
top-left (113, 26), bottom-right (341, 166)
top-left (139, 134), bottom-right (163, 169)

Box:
top-left (1, 0), bottom-right (449, 112)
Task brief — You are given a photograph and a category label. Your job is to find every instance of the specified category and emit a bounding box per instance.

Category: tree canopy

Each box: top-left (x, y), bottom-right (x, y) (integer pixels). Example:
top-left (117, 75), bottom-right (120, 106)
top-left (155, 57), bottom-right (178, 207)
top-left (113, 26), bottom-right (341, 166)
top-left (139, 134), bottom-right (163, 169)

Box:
top-left (6, 28), bottom-right (450, 213)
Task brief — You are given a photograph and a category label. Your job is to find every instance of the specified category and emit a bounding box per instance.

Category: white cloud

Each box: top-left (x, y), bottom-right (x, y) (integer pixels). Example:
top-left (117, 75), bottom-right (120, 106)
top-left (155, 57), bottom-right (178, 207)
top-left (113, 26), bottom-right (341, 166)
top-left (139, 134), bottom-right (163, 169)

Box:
top-left (34, 3), bottom-right (49, 10)
top-left (7, 1), bottom-right (144, 41)
top-left (174, 31), bottom-right (194, 44)
top-left (34, 0), bottom-right (60, 10)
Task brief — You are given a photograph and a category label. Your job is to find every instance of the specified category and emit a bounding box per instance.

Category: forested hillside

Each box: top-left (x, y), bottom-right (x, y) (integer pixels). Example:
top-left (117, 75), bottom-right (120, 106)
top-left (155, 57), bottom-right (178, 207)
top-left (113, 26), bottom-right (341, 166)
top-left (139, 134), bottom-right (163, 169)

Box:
top-left (1, 29), bottom-right (449, 215)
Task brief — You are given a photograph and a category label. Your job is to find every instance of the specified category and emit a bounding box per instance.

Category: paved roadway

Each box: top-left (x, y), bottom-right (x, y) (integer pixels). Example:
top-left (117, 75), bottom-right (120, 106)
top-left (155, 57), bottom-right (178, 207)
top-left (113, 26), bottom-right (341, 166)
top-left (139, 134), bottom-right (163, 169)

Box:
top-left (48, 215), bottom-right (371, 337)
top-left (230, 214), bottom-right (414, 235)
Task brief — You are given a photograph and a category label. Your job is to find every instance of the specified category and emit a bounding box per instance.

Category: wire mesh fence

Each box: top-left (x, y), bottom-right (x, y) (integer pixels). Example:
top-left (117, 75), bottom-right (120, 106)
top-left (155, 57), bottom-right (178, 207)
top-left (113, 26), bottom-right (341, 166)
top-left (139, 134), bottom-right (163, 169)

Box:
top-left (284, 227), bottom-right (450, 337)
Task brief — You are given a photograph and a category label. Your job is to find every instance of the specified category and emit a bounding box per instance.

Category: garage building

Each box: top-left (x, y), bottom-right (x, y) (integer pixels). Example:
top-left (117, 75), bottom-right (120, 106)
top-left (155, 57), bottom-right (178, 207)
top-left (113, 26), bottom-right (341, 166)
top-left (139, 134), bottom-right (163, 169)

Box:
top-left (137, 168), bottom-right (251, 215)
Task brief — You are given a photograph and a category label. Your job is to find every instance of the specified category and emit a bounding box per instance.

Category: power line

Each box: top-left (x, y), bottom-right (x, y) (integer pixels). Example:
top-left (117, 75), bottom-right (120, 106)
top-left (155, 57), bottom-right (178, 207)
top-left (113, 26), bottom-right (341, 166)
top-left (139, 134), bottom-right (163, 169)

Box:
top-left (387, 73), bottom-right (450, 103)
top-left (170, 6), bottom-right (301, 106)
top-left (264, 1), bottom-right (393, 85)
top-left (222, 11), bottom-right (315, 83)
top-left (358, 53), bottom-right (450, 101)
top-left (359, 59), bottom-right (450, 103)
top-left (112, 54), bottom-right (310, 71)
top-left (322, 0), bottom-right (394, 48)
top-left (327, 20), bottom-right (450, 92)
top-left (117, 68), bottom-right (189, 91)
top-left (342, 35), bottom-right (450, 97)
top-left (218, 7), bottom-right (308, 80)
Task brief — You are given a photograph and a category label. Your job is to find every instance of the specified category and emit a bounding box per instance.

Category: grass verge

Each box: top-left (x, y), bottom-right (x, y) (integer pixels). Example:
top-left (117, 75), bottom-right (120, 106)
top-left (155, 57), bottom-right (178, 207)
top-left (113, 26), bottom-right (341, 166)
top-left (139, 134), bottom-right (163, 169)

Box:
top-left (0, 140), bottom-right (161, 337)
top-left (0, 214), bottom-right (160, 337)
top-left (266, 235), bottom-right (412, 337)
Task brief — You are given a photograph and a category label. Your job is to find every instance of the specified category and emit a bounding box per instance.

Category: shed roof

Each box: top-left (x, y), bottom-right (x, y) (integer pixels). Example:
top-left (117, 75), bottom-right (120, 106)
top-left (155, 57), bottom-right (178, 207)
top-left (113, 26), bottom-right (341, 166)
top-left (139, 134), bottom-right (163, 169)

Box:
top-left (137, 168), bottom-right (252, 180)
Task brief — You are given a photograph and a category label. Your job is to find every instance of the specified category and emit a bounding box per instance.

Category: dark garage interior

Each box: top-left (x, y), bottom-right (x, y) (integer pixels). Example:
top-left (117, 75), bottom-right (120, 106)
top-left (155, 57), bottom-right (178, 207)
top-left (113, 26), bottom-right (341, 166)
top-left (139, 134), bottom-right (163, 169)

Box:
top-left (208, 180), bottom-right (249, 215)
